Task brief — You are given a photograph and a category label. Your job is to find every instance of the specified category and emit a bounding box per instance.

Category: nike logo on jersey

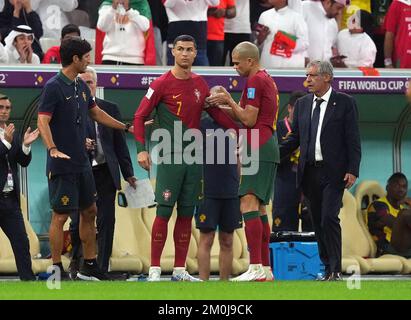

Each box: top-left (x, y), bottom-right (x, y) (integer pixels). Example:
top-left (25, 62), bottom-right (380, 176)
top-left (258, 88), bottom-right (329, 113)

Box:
top-left (173, 94), bottom-right (182, 99)
top-left (65, 96), bottom-right (72, 100)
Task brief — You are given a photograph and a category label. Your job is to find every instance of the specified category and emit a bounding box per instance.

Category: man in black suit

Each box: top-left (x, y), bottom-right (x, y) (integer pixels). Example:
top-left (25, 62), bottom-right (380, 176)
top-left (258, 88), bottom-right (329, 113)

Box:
top-left (69, 67), bottom-right (136, 277)
top-left (0, 93), bottom-right (39, 280)
top-left (280, 60), bottom-right (361, 281)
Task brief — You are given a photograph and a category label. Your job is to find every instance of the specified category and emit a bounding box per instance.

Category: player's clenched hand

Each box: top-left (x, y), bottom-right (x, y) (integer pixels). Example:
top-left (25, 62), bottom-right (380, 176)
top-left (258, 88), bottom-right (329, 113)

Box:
top-left (138, 151), bottom-right (151, 171)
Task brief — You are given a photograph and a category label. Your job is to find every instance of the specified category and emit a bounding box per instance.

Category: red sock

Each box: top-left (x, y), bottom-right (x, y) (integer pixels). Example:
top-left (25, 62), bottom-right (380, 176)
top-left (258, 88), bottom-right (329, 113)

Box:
top-left (243, 211), bottom-right (262, 264)
top-left (173, 216), bottom-right (192, 267)
top-left (261, 215), bottom-right (271, 266)
top-left (151, 216), bottom-right (169, 266)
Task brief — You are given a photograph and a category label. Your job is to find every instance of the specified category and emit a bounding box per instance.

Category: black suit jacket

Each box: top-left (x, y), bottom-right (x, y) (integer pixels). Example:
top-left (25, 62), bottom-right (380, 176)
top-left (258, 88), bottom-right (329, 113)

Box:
top-left (280, 90), bottom-right (361, 188)
top-left (0, 134), bottom-right (31, 199)
top-left (88, 98), bottom-right (134, 190)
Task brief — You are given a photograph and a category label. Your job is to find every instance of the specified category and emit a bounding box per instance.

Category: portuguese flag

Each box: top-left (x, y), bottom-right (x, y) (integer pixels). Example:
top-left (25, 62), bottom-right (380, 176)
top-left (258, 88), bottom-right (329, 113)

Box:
top-left (95, 0), bottom-right (156, 65)
top-left (270, 30), bottom-right (297, 58)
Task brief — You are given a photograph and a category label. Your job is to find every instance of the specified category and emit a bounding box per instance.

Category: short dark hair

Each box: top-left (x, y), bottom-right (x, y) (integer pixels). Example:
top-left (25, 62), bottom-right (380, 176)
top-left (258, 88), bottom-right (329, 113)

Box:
top-left (388, 172), bottom-right (408, 185)
top-left (61, 24), bottom-right (81, 39)
top-left (60, 37), bottom-right (92, 67)
top-left (288, 91), bottom-right (307, 107)
top-left (359, 10), bottom-right (374, 37)
top-left (173, 35), bottom-right (197, 49)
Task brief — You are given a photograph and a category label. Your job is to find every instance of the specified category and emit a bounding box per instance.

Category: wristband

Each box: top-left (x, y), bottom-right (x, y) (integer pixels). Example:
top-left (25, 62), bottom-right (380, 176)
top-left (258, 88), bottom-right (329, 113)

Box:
top-left (124, 122), bottom-right (131, 132)
top-left (48, 146), bottom-right (57, 153)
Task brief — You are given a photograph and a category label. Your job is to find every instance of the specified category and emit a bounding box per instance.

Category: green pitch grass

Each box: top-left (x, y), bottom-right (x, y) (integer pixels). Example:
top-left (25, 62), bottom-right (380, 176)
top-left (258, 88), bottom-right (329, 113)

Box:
top-left (0, 281), bottom-right (410, 300)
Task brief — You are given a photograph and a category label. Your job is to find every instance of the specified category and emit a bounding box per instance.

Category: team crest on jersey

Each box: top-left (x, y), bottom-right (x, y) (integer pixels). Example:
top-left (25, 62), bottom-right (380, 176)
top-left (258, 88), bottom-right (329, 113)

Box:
top-left (199, 214), bottom-right (206, 223)
top-left (61, 195), bottom-right (70, 206)
top-left (194, 89), bottom-right (201, 103)
top-left (162, 189), bottom-right (172, 201)
top-left (247, 88), bottom-right (256, 99)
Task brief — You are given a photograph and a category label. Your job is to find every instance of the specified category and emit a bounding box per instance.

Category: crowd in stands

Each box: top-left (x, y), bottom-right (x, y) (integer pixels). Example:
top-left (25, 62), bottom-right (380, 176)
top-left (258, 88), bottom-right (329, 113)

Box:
top-left (0, 0), bottom-right (410, 68)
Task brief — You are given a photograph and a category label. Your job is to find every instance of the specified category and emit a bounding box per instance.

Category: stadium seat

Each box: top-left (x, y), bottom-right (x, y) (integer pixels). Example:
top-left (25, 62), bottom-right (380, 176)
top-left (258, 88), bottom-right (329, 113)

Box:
top-left (340, 190), bottom-right (403, 274)
top-left (39, 38), bottom-right (60, 55)
top-left (354, 180), bottom-right (411, 274)
top-left (109, 195), bottom-right (144, 273)
top-left (0, 194), bottom-right (68, 276)
top-left (354, 180), bottom-right (386, 224)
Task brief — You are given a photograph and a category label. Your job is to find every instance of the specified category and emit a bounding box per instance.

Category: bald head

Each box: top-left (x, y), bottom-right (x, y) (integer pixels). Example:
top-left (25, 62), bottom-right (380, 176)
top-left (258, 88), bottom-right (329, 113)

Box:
top-left (232, 41), bottom-right (260, 61)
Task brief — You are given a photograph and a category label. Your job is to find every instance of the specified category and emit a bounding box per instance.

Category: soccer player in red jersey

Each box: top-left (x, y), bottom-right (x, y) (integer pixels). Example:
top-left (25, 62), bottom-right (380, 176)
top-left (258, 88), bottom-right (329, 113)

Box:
top-left (134, 34), bottom-right (237, 281)
top-left (207, 41), bottom-right (280, 281)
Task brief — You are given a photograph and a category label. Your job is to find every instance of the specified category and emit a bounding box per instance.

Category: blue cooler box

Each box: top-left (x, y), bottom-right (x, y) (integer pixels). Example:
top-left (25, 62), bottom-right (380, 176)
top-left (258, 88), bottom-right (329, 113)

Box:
top-left (269, 242), bottom-right (325, 280)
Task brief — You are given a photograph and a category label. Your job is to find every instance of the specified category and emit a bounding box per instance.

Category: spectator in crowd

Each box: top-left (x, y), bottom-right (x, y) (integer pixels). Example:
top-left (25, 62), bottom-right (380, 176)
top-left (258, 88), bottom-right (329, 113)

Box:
top-left (302, 0), bottom-right (348, 64)
top-left (207, 0), bottom-right (236, 66)
top-left (164, 0), bottom-right (219, 66)
top-left (97, 0), bottom-right (150, 65)
top-left (272, 91), bottom-right (306, 232)
top-left (0, 0), bottom-right (44, 60)
top-left (30, 0), bottom-right (78, 39)
top-left (42, 23), bottom-right (80, 64)
top-left (367, 173), bottom-right (411, 257)
top-left (383, 0), bottom-right (411, 68)
top-left (68, 66), bottom-right (136, 278)
top-left (95, 0), bottom-right (156, 65)
top-left (207, 42), bottom-right (279, 282)
top-left (0, 93), bottom-right (39, 281)
top-left (250, 0), bottom-right (272, 42)
top-left (224, 0), bottom-right (251, 65)
top-left (4, 25), bottom-right (40, 64)
top-left (256, 0), bottom-right (309, 69)
top-left (280, 60), bottom-right (361, 281)
top-left (371, 0), bottom-right (392, 67)
top-left (148, 0), bottom-right (168, 65)
top-left (196, 112), bottom-right (242, 281)
top-left (340, 0), bottom-right (371, 29)
top-left (336, 9), bottom-right (377, 68)
top-left (407, 80), bottom-right (411, 102)
top-left (0, 42), bottom-right (7, 63)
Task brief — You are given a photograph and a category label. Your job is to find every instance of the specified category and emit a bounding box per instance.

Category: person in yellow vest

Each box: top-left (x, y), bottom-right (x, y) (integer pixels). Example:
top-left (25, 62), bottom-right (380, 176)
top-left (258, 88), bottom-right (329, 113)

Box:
top-left (367, 172), bottom-right (411, 257)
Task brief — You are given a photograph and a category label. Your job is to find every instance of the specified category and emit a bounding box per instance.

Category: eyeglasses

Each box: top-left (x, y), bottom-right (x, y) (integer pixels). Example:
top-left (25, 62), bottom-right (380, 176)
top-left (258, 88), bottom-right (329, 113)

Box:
top-left (0, 105), bottom-right (11, 111)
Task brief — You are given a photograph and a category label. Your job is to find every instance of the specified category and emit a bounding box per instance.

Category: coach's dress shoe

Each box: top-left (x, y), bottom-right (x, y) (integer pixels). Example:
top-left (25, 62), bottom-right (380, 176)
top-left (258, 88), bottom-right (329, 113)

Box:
top-left (326, 272), bottom-right (342, 281)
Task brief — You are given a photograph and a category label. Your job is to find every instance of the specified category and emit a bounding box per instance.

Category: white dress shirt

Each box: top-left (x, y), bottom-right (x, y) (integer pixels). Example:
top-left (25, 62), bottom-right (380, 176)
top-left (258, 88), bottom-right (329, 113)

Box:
top-left (0, 127), bottom-right (31, 192)
top-left (337, 29), bottom-right (377, 68)
top-left (311, 86), bottom-right (332, 161)
top-left (302, 0), bottom-right (338, 61)
top-left (259, 6), bottom-right (309, 69)
top-left (224, 0), bottom-right (251, 34)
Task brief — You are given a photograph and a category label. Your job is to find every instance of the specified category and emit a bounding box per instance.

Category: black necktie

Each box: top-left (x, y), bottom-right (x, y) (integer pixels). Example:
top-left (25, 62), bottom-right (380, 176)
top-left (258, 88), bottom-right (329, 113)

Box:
top-left (307, 98), bottom-right (323, 163)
